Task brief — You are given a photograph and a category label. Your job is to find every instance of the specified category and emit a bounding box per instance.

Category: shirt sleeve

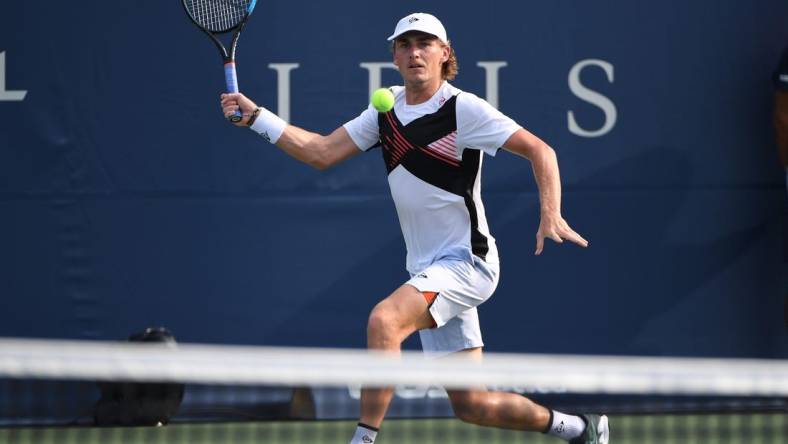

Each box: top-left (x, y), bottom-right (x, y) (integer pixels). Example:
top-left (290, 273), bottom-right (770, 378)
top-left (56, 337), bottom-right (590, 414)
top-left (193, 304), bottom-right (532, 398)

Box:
top-left (455, 92), bottom-right (522, 156)
top-left (342, 104), bottom-right (380, 152)
top-left (774, 46), bottom-right (788, 91)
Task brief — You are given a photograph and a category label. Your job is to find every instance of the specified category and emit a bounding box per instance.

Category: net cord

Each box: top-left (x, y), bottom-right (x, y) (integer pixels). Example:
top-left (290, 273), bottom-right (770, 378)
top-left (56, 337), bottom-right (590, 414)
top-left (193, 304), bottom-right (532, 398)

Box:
top-left (0, 338), bottom-right (785, 396)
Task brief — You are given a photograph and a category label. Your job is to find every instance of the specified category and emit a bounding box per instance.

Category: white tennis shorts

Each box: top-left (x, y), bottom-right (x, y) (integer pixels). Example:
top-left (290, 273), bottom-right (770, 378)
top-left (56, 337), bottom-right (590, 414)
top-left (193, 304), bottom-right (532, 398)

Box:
top-left (406, 256), bottom-right (500, 357)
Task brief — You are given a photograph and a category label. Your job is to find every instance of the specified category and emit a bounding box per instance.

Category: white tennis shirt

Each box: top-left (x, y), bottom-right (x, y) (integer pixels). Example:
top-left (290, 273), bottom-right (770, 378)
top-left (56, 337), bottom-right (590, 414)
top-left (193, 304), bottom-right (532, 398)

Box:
top-left (344, 82), bottom-right (521, 274)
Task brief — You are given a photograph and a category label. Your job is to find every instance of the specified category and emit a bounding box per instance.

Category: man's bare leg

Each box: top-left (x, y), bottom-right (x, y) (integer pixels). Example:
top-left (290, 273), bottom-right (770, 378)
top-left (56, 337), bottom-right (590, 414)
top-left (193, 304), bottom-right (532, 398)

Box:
top-left (349, 284), bottom-right (435, 444)
top-left (445, 348), bottom-right (599, 442)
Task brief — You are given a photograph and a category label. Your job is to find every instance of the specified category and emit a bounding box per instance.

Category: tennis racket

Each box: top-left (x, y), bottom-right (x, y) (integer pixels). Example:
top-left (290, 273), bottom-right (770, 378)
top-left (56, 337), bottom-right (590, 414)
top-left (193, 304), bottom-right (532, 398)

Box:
top-left (181, 0), bottom-right (257, 122)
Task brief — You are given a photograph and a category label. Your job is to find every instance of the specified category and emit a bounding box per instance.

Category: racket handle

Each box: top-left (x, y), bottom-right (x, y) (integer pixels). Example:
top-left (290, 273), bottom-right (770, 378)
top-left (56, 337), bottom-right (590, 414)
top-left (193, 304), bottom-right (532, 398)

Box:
top-left (224, 62), bottom-right (242, 123)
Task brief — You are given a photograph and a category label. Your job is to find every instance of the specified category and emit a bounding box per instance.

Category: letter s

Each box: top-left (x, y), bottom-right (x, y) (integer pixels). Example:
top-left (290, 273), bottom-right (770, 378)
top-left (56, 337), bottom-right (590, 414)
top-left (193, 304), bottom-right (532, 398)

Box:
top-left (567, 59), bottom-right (616, 138)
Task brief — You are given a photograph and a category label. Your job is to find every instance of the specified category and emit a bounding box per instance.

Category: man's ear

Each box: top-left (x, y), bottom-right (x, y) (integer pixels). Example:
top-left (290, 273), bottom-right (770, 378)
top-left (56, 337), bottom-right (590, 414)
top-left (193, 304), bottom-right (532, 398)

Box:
top-left (442, 47), bottom-right (451, 63)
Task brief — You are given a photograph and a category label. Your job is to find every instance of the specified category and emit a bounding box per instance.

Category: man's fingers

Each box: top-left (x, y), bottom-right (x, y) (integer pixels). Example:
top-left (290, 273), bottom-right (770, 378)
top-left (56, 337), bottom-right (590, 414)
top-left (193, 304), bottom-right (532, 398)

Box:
top-left (535, 230), bottom-right (561, 255)
top-left (571, 233), bottom-right (589, 247)
top-left (536, 228), bottom-right (590, 256)
top-left (220, 93), bottom-right (243, 107)
top-left (223, 109), bottom-right (238, 118)
top-left (535, 234), bottom-right (544, 255)
top-left (561, 229), bottom-right (589, 247)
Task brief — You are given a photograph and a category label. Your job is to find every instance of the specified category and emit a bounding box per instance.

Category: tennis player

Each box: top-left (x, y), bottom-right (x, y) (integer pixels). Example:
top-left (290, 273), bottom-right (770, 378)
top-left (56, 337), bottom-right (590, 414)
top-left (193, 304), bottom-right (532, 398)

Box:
top-left (220, 12), bottom-right (608, 444)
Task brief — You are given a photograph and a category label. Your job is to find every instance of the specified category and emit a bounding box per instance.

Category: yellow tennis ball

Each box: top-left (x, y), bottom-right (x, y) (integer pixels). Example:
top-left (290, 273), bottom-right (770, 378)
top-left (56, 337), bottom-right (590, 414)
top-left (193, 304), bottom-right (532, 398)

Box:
top-left (371, 88), bottom-right (395, 113)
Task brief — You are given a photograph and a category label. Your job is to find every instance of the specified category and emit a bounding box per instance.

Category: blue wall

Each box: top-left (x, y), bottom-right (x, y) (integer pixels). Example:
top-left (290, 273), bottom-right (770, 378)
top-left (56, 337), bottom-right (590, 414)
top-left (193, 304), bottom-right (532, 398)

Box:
top-left (0, 1), bottom-right (786, 358)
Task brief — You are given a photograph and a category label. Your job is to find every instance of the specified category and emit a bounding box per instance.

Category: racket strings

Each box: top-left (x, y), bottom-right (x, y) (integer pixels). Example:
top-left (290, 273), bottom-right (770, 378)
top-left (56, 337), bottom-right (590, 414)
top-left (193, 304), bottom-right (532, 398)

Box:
top-left (186, 0), bottom-right (252, 32)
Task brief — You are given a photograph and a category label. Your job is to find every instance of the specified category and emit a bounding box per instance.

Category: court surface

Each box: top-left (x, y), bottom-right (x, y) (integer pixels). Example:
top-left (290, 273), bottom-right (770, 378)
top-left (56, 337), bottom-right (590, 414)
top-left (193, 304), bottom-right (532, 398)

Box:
top-left (3, 414), bottom-right (785, 444)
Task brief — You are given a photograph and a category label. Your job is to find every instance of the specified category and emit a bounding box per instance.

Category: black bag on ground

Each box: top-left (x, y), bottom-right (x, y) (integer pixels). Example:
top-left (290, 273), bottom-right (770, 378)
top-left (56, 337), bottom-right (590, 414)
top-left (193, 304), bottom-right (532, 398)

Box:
top-left (94, 327), bottom-right (185, 426)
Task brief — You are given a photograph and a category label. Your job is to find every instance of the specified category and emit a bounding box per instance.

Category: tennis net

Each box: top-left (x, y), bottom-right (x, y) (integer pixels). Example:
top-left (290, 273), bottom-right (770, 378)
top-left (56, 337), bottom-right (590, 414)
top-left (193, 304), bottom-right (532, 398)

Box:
top-left (0, 337), bottom-right (786, 443)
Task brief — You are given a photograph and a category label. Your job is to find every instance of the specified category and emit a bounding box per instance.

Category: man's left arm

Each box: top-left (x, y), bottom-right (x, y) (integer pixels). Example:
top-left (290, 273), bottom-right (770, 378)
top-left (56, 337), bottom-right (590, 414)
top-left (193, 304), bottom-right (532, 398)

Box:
top-left (502, 128), bottom-right (589, 255)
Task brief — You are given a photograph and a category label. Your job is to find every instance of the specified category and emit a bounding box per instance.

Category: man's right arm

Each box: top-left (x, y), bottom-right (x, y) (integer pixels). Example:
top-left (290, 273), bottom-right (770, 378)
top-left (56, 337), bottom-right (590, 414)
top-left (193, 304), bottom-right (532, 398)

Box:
top-left (221, 92), bottom-right (361, 170)
top-left (276, 125), bottom-right (360, 170)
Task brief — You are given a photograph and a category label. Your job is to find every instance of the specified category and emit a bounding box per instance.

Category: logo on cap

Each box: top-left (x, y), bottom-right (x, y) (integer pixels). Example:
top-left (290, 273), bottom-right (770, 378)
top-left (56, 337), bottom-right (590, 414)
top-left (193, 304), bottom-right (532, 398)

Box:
top-left (408, 17), bottom-right (419, 23)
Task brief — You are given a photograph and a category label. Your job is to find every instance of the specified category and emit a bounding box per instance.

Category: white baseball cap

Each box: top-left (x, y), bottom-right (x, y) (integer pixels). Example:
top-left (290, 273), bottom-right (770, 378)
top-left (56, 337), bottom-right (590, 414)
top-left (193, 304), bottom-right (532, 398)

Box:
top-left (387, 13), bottom-right (448, 44)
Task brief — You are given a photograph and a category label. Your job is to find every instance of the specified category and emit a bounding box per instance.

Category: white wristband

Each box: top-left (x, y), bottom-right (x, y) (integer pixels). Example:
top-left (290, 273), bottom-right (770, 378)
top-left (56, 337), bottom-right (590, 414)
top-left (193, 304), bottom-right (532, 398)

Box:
top-left (248, 107), bottom-right (287, 144)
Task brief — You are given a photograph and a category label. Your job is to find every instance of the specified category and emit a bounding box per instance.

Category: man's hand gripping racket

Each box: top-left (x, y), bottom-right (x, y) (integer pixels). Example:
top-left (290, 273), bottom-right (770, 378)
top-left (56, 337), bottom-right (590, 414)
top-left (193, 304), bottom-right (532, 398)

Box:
top-left (181, 0), bottom-right (257, 123)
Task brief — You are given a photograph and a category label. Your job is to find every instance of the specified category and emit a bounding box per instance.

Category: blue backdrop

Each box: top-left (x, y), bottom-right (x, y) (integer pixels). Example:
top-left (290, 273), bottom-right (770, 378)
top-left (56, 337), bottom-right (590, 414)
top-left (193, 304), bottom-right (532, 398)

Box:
top-left (0, 1), bottom-right (786, 358)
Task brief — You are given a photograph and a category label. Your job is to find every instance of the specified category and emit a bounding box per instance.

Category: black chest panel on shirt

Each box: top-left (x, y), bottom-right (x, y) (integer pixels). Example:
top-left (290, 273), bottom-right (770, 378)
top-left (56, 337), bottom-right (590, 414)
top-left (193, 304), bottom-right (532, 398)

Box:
top-left (376, 95), bottom-right (481, 198)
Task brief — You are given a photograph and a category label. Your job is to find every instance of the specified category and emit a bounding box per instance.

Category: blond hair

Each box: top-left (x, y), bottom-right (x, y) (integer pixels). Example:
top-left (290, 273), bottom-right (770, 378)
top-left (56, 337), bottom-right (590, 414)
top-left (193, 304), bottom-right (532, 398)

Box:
top-left (442, 42), bottom-right (458, 80)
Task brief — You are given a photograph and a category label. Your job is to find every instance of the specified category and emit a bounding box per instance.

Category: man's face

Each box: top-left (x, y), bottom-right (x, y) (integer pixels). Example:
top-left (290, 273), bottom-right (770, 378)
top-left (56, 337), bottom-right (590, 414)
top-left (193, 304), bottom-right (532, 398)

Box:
top-left (392, 32), bottom-right (450, 87)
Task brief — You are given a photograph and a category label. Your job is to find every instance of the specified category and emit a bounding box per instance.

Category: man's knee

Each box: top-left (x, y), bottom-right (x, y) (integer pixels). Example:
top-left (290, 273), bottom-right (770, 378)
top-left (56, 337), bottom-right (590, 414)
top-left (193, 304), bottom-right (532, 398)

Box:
top-left (367, 304), bottom-right (402, 346)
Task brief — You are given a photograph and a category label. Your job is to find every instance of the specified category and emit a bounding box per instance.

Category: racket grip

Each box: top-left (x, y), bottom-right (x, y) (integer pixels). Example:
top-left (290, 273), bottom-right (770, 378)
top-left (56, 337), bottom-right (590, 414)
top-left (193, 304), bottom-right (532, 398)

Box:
top-left (224, 62), bottom-right (242, 123)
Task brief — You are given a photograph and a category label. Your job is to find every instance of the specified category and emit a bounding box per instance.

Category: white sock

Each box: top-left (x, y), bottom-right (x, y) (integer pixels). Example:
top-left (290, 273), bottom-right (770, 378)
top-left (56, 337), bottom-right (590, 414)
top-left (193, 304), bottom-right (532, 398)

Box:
top-left (545, 410), bottom-right (585, 441)
top-left (350, 423), bottom-right (378, 444)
